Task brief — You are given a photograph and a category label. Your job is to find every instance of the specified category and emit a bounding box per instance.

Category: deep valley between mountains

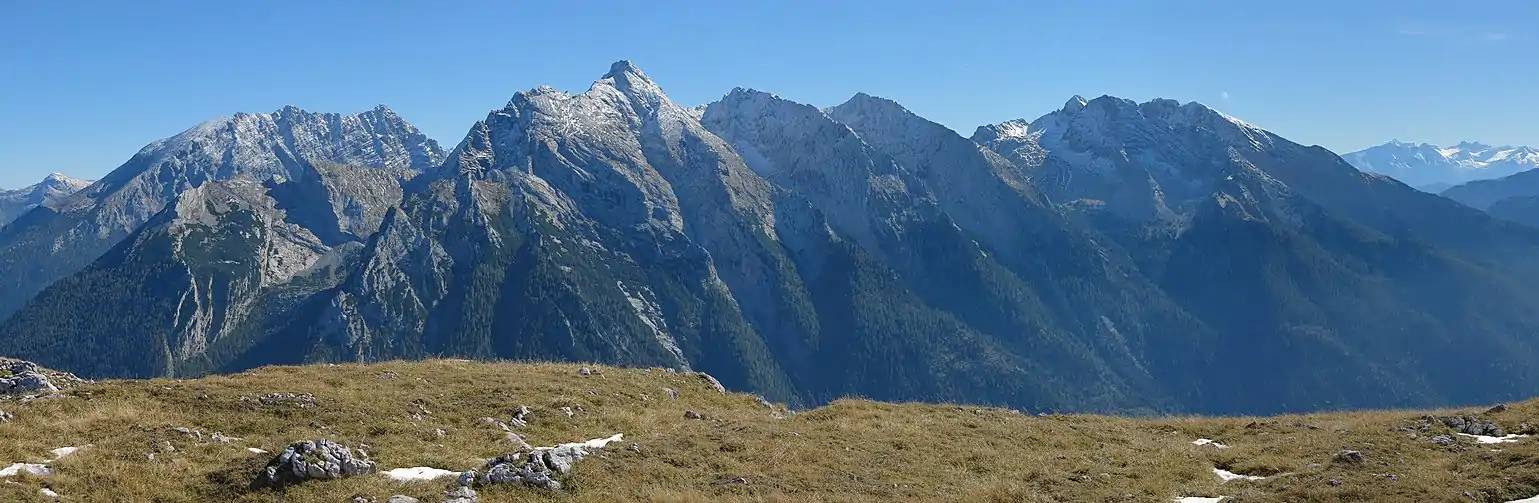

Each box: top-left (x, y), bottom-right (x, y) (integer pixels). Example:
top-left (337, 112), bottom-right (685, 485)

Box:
top-left (6, 61), bottom-right (1539, 421)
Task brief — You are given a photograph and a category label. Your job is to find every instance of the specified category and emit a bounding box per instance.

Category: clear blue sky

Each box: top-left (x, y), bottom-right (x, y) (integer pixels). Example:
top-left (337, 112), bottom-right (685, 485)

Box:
top-left (2, 0), bottom-right (1535, 188)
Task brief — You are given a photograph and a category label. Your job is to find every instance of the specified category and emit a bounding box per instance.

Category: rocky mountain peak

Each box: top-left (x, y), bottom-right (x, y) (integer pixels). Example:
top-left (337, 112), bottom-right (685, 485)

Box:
top-left (1062, 95), bottom-right (1090, 113)
top-left (40, 173), bottom-right (89, 187)
top-left (595, 60), bottom-right (667, 111)
top-left (1456, 140), bottom-right (1493, 152)
top-left (828, 93), bottom-right (913, 123)
top-left (0, 172), bottom-right (95, 226)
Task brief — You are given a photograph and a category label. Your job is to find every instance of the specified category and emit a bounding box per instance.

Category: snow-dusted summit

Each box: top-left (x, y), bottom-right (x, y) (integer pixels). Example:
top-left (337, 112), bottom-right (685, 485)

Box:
top-left (1343, 140), bottom-right (1539, 188)
top-left (0, 173), bottom-right (94, 226)
top-left (973, 95), bottom-right (1290, 222)
top-left (0, 105), bottom-right (444, 321)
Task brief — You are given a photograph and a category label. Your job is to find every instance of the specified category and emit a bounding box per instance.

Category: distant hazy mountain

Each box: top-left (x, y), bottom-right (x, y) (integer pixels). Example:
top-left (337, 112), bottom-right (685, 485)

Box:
top-left (1443, 169), bottom-right (1539, 210)
top-left (1440, 168), bottom-right (1539, 230)
top-left (1416, 182), bottom-right (1455, 194)
top-left (0, 173), bottom-right (92, 227)
top-left (1343, 140), bottom-right (1539, 187)
top-left (11, 62), bottom-right (1539, 416)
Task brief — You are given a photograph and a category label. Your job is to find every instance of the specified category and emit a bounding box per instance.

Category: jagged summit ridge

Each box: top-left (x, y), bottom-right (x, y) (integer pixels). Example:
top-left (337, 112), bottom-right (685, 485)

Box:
top-left (11, 59), bottom-right (1539, 421)
top-left (0, 104), bottom-right (445, 322)
top-left (72, 103), bottom-right (442, 237)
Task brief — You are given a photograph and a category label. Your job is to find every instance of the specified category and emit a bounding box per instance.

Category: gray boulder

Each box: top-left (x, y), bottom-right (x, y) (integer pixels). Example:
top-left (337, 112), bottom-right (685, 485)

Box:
top-left (518, 466), bottom-right (562, 491)
top-left (386, 497), bottom-right (421, 503)
top-left (255, 393), bottom-right (317, 408)
top-left (1441, 416), bottom-right (1505, 437)
top-left (1, 359), bottom-right (39, 375)
top-left (509, 405), bottom-right (532, 428)
top-left (0, 371), bottom-right (59, 396)
top-left (504, 432), bottom-right (532, 450)
top-left (478, 449), bottom-right (572, 490)
top-left (481, 461), bottom-right (523, 485)
top-left (441, 486), bottom-right (477, 503)
top-left (256, 439), bottom-right (377, 488)
top-left (543, 445), bottom-right (586, 474)
top-left (1334, 450), bottom-right (1365, 464)
top-left (693, 372), bottom-right (727, 394)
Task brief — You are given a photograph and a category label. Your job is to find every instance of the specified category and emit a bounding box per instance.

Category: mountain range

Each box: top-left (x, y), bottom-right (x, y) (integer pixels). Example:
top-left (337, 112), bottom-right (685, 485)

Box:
top-left (6, 61), bottom-right (1539, 416)
top-left (0, 173), bottom-right (93, 226)
top-left (1344, 140), bottom-right (1539, 189)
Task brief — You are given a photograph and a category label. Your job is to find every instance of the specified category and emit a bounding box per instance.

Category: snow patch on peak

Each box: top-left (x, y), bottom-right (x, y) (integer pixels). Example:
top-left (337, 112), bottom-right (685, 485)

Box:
top-left (42, 173), bottom-right (90, 187)
top-left (1063, 95), bottom-right (1089, 113)
top-left (974, 119), bottom-right (1034, 142)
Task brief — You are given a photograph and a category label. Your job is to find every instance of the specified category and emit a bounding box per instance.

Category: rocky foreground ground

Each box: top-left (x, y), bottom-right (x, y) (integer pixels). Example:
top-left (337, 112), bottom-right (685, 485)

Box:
top-left (4, 358), bottom-right (1539, 502)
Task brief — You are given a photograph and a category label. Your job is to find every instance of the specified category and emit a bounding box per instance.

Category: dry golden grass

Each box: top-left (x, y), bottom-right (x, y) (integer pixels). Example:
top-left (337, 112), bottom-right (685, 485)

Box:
top-left (3, 359), bottom-right (1539, 502)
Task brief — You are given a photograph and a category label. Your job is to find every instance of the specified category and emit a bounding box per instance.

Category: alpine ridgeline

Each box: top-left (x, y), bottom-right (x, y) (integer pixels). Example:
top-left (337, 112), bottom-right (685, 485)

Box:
top-left (0, 173), bottom-right (93, 227)
top-left (0, 105), bottom-right (443, 322)
top-left (1343, 140), bottom-right (1539, 189)
top-left (1441, 168), bottom-right (1539, 231)
top-left (8, 63), bottom-right (1539, 415)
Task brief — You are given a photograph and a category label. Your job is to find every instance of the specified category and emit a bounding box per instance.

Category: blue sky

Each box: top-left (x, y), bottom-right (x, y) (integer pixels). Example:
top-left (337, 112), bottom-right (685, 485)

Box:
top-left (1, 0), bottom-right (1534, 188)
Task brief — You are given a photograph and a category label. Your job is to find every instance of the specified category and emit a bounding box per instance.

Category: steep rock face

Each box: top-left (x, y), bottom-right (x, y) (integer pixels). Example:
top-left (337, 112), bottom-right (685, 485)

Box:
top-left (0, 106), bottom-right (443, 321)
top-left (0, 173), bottom-right (93, 227)
top-left (0, 178), bottom-right (345, 378)
top-left (266, 162), bottom-right (420, 245)
top-left (273, 62), bottom-right (798, 401)
top-left (701, 88), bottom-right (927, 253)
top-left (704, 89), bottom-right (1214, 411)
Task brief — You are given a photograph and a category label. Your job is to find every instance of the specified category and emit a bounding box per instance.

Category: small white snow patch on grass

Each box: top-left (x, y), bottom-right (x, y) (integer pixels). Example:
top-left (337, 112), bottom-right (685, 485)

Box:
top-left (382, 467), bottom-right (460, 482)
top-left (246, 448), bottom-right (268, 455)
top-left (1175, 497), bottom-right (1224, 503)
top-left (40, 488), bottom-right (59, 498)
top-left (1192, 438), bottom-right (1229, 449)
top-left (1504, 494), bottom-right (1539, 503)
top-left (48, 447), bottom-right (85, 460)
top-left (1458, 433), bottom-right (1529, 444)
top-left (556, 433), bottom-right (624, 450)
top-left (0, 463), bottom-right (51, 478)
top-left (1214, 467), bottom-right (1265, 482)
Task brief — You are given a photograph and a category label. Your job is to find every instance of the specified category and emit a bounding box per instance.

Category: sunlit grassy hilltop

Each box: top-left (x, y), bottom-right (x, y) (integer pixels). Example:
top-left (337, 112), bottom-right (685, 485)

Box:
top-left (3, 359), bottom-right (1539, 503)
